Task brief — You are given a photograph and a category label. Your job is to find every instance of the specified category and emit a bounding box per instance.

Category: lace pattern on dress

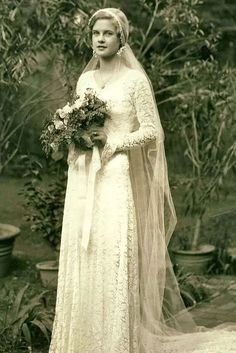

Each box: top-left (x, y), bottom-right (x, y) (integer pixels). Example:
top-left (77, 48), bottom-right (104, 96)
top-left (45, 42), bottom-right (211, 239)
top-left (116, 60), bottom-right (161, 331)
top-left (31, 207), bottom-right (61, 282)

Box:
top-left (101, 74), bottom-right (160, 163)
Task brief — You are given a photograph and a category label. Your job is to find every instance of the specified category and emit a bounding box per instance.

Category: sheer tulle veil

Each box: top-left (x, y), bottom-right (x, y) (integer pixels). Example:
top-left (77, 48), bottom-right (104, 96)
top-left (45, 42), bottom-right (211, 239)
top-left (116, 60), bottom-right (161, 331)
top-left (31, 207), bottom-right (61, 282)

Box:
top-left (77, 7), bottom-right (236, 353)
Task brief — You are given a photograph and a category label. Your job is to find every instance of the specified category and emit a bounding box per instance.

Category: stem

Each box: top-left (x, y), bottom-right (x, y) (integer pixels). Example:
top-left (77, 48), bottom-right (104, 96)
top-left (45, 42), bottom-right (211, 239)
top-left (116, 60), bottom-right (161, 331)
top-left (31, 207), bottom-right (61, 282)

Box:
top-left (34, 23), bottom-right (53, 49)
top-left (157, 95), bottom-right (180, 106)
top-left (162, 54), bottom-right (195, 67)
top-left (162, 37), bottom-right (202, 62)
top-left (216, 119), bottom-right (225, 149)
top-left (138, 0), bottom-right (160, 57)
top-left (192, 217), bottom-right (201, 250)
top-left (155, 80), bottom-right (189, 95)
top-left (182, 129), bottom-right (200, 169)
top-left (191, 110), bottom-right (200, 178)
top-left (139, 26), bottom-right (167, 59)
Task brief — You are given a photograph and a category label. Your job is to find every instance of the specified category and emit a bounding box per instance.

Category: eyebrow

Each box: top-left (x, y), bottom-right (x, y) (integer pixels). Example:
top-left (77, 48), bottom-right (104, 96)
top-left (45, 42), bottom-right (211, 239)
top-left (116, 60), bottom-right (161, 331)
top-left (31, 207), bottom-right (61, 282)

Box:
top-left (92, 29), bottom-right (115, 33)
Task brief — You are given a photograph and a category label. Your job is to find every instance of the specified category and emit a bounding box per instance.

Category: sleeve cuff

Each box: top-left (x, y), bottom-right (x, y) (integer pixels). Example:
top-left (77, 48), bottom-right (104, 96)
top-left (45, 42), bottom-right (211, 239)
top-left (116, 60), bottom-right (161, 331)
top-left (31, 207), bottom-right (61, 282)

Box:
top-left (101, 135), bottom-right (118, 164)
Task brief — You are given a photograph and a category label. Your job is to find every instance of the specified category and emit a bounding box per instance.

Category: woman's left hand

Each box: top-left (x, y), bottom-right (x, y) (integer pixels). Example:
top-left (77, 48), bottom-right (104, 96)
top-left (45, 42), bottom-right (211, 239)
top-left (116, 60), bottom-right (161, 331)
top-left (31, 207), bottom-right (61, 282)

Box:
top-left (90, 130), bottom-right (107, 147)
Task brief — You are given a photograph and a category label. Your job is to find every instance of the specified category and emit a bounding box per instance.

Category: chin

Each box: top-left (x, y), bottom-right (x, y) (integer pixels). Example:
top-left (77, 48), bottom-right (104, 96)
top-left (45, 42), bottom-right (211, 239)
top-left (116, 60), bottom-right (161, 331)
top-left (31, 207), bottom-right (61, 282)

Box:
top-left (99, 52), bottom-right (117, 59)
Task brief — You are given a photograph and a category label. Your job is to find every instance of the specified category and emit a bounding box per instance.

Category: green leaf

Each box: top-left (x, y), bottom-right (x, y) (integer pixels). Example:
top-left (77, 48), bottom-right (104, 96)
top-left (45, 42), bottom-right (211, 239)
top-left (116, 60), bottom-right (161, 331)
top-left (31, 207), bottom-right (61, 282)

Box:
top-left (180, 289), bottom-right (196, 307)
top-left (22, 323), bottom-right (32, 345)
top-left (31, 319), bottom-right (50, 342)
top-left (9, 284), bottom-right (29, 323)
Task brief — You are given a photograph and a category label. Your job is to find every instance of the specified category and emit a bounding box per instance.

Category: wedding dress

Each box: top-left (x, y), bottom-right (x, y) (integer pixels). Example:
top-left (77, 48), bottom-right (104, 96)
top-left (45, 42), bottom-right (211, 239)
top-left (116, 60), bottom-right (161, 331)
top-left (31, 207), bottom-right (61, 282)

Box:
top-left (49, 68), bottom-right (236, 353)
top-left (49, 69), bottom-right (155, 353)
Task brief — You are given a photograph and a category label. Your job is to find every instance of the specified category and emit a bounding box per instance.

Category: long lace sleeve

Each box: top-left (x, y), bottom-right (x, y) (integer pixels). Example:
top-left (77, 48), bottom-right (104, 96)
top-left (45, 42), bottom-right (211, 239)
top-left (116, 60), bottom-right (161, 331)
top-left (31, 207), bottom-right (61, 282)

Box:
top-left (101, 74), bottom-right (160, 162)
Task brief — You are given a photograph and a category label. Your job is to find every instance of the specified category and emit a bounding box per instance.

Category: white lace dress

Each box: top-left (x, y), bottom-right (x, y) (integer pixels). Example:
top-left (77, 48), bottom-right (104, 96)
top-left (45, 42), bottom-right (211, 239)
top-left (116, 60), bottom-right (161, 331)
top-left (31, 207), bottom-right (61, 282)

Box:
top-left (49, 69), bottom-right (157, 353)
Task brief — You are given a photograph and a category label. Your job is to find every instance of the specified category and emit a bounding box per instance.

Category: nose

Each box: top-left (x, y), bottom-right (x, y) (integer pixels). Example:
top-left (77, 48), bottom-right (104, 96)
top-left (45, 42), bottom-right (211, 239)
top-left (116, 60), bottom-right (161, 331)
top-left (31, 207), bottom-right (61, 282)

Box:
top-left (97, 34), bottom-right (105, 43)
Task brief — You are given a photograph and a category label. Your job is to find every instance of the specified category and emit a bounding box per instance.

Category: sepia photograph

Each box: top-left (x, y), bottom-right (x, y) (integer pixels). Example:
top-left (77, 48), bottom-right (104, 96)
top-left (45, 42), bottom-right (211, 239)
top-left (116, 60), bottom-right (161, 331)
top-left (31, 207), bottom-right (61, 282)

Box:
top-left (0, 0), bottom-right (236, 352)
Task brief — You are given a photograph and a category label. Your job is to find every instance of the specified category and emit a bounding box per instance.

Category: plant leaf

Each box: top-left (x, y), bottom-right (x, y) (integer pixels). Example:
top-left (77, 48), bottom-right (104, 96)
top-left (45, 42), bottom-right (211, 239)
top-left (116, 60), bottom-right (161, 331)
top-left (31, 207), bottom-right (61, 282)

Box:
top-left (31, 319), bottom-right (50, 342)
top-left (9, 284), bottom-right (29, 323)
top-left (22, 322), bottom-right (32, 345)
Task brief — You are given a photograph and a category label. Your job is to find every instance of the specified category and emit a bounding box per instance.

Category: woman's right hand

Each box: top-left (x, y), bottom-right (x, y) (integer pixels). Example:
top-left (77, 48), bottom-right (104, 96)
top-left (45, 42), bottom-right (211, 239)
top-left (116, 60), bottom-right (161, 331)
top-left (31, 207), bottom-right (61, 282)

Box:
top-left (90, 130), bottom-right (107, 147)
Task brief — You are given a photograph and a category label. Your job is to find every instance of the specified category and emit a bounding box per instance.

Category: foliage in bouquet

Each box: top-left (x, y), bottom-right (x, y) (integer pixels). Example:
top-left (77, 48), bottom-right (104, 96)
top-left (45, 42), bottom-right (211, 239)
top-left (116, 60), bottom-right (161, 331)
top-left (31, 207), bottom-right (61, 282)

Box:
top-left (40, 88), bottom-right (109, 156)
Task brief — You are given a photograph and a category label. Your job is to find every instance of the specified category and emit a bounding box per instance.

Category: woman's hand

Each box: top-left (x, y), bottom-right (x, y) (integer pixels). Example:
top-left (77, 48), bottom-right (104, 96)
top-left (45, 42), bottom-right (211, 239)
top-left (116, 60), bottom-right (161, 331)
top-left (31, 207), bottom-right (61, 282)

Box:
top-left (90, 129), bottom-right (107, 147)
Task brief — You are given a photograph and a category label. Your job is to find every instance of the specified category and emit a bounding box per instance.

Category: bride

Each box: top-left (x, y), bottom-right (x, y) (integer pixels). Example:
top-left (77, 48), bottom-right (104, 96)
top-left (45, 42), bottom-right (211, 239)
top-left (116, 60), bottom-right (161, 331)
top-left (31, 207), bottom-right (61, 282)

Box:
top-left (49, 8), bottom-right (236, 353)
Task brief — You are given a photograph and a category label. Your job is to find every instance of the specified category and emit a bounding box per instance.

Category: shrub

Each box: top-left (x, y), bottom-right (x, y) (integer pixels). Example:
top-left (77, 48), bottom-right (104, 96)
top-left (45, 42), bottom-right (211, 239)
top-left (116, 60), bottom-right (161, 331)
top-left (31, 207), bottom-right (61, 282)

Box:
top-left (174, 269), bottom-right (211, 308)
top-left (21, 156), bottom-right (67, 251)
top-left (0, 284), bottom-right (54, 352)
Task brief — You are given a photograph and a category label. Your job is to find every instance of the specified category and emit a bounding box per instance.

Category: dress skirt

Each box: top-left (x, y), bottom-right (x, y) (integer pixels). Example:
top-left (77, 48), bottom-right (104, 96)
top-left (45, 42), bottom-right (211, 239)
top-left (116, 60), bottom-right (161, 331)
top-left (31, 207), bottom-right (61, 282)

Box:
top-left (49, 152), bottom-right (140, 353)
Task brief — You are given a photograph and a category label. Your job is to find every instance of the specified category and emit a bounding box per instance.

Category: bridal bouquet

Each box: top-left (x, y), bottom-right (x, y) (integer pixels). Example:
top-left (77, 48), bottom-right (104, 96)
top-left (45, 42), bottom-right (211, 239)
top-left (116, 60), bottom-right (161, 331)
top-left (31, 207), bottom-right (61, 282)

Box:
top-left (40, 88), bottom-right (109, 156)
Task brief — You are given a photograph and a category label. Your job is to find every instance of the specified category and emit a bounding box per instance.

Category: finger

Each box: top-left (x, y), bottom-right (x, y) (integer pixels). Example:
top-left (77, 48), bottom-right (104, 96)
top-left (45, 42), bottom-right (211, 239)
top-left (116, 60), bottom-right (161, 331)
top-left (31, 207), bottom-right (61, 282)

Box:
top-left (92, 131), bottom-right (104, 137)
top-left (91, 131), bottom-right (99, 137)
top-left (92, 136), bottom-right (102, 141)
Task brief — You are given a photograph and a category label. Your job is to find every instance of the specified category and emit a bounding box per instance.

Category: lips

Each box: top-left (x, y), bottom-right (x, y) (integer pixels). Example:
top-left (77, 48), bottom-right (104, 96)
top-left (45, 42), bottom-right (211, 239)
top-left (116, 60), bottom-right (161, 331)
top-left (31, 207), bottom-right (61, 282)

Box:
top-left (97, 46), bottom-right (107, 49)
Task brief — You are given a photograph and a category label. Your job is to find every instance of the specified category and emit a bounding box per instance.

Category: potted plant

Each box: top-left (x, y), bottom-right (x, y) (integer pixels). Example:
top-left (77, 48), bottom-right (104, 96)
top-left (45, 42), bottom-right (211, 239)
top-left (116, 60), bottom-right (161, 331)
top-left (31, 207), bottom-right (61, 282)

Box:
top-left (0, 223), bottom-right (20, 277)
top-left (21, 157), bottom-right (66, 287)
top-left (171, 60), bottom-right (236, 274)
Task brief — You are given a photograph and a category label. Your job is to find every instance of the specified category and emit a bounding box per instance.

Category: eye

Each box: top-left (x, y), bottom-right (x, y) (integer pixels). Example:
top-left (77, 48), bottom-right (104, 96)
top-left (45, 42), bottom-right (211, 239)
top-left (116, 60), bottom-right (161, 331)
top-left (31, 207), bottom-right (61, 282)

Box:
top-left (103, 31), bottom-right (114, 36)
top-left (92, 30), bottom-right (99, 36)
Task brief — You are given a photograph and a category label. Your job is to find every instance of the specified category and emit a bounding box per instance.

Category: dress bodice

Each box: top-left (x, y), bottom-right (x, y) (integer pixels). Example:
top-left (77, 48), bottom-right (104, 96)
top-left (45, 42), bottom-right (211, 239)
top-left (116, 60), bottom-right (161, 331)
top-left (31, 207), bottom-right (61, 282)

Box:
top-left (76, 69), bottom-right (162, 164)
top-left (77, 69), bottom-right (142, 136)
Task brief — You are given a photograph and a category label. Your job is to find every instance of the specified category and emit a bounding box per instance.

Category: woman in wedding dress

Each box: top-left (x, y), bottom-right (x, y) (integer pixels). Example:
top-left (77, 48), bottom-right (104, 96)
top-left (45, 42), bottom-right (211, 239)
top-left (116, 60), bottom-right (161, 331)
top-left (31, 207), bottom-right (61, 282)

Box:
top-left (49, 8), bottom-right (236, 353)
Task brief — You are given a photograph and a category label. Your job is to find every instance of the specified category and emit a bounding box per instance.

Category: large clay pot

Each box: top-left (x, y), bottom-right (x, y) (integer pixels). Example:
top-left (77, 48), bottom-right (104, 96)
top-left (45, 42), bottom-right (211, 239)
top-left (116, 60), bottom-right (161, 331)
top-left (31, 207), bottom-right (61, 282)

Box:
top-left (0, 223), bottom-right (20, 277)
top-left (171, 244), bottom-right (215, 275)
top-left (36, 260), bottom-right (58, 288)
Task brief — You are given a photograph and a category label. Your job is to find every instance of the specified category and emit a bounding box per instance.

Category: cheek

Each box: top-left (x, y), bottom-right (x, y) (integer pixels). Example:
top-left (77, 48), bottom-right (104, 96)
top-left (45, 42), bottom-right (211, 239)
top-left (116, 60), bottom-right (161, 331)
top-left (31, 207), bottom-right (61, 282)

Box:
top-left (92, 36), bottom-right (97, 45)
top-left (110, 37), bottom-right (120, 49)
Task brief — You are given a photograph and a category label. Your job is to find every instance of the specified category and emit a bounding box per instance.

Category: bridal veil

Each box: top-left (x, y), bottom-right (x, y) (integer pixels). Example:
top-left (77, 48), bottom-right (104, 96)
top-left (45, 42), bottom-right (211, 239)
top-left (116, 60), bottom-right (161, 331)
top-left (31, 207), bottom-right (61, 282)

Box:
top-left (76, 7), bottom-right (236, 353)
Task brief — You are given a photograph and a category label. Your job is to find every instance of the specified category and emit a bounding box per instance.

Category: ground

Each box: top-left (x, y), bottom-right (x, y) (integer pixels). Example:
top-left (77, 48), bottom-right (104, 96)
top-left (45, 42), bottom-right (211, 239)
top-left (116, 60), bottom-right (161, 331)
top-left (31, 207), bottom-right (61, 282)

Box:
top-left (191, 276), bottom-right (236, 327)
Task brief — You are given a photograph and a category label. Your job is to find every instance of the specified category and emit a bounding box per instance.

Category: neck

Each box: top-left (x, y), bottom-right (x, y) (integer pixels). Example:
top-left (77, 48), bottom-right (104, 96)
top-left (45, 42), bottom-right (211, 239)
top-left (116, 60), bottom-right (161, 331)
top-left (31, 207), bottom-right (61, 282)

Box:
top-left (99, 55), bottom-right (120, 73)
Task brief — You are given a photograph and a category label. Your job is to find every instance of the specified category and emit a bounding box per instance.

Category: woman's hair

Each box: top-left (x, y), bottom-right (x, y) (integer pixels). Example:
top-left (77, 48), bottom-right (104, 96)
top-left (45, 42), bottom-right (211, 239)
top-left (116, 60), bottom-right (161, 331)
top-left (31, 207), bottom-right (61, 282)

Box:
top-left (89, 11), bottom-right (117, 30)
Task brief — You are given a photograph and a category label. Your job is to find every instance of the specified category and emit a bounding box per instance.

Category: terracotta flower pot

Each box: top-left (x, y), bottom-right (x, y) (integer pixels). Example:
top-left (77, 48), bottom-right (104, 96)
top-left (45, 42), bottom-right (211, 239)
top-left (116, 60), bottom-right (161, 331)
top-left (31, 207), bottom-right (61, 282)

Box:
top-left (36, 260), bottom-right (58, 288)
top-left (171, 244), bottom-right (215, 275)
top-left (0, 223), bottom-right (20, 277)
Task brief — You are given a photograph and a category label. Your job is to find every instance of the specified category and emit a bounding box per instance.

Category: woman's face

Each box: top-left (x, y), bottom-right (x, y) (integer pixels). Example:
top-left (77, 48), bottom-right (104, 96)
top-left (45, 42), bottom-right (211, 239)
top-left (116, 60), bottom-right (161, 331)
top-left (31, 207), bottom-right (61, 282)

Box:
top-left (92, 19), bottom-right (120, 58)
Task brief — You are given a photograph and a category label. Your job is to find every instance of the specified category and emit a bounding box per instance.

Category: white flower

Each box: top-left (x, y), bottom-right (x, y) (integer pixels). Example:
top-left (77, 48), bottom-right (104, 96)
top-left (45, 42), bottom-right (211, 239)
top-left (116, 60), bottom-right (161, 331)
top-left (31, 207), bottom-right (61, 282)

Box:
top-left (50, 142), bottom-right (58, 151)
top-left (54, 119), bottom-right (64, 130)
top-left (62, 103), bottom-right (73, 114)
top-left (56, 103), bottom-right (72, 119)
top-left (73, 98), bottom-right (83, 109)
top-left (48, 125), bottom-right (54, 132)
top-left (56, 108), bottom-right (66, 119)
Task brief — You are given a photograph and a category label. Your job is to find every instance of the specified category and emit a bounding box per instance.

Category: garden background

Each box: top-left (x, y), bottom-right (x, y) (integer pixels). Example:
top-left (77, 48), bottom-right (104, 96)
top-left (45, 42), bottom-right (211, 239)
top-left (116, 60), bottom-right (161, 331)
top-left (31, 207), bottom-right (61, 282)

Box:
top-left (0, 0), bottom-right (236, 352)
